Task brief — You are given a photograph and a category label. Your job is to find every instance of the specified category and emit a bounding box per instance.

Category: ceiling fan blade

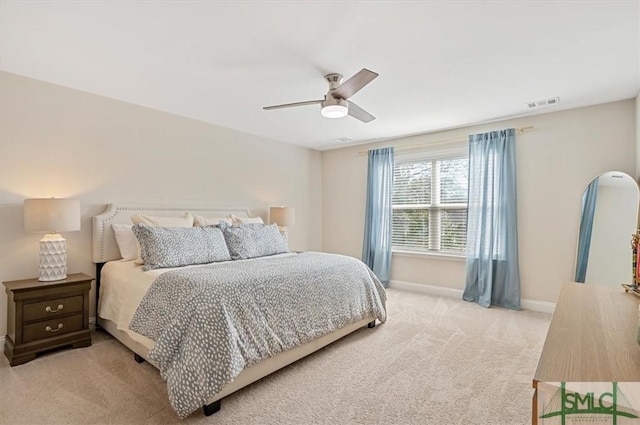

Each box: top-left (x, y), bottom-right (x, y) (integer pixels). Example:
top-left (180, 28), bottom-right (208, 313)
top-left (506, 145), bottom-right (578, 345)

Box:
top-left (263, 99), bottom-right (323, 110)
top-left (333, 68), bottom-right (379, 100)
top-left (347, 101), bottom-right (375, 123)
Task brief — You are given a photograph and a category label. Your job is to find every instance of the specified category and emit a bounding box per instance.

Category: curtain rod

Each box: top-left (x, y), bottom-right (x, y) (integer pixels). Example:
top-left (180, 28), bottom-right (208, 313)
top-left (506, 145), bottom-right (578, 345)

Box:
top-left (357, 125), bottom-right (534, 155)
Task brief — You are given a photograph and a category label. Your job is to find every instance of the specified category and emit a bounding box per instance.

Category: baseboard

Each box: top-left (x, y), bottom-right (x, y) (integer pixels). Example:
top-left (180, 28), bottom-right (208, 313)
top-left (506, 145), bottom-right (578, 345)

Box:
top-left (389, 280), bottom-right (555, 314)
top-left (89, 316), bottom-right (96, 330)
top-left (520, 298), bottom-right (556, 314)
top-left (390, 280), bottom-right (463, 299)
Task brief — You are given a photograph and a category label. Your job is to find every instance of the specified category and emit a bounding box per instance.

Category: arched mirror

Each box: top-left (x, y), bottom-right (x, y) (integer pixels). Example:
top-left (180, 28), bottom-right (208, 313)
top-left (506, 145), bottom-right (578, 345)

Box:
top-left (575, 171), bottom-right (640, 287)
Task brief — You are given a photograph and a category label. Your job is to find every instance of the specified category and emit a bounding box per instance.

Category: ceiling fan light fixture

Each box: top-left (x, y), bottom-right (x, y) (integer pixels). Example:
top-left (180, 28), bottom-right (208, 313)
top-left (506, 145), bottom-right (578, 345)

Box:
top-left (321, 104), bottom-right (348, 119)
top-left (263, 68), bottom-right (377, 122)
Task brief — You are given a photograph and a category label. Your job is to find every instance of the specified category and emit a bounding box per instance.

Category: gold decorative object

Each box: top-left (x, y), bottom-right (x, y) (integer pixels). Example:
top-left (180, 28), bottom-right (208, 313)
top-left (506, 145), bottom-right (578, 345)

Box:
top-left (624, 231), bottom-right (640, 295)
top-left (632, 231), bottom-right (640, 288)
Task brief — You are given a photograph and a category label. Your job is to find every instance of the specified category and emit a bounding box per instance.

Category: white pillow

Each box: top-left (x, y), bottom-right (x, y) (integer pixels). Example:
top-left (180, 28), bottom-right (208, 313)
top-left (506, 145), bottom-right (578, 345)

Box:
top-left (230, 214), bottom-right (264, 225)
top-left (112, 224), bottom-right (139, 261)
top-left (194, 215), bottom-right (233, 227)
top-left (130, 212), bottom-right (194, 227)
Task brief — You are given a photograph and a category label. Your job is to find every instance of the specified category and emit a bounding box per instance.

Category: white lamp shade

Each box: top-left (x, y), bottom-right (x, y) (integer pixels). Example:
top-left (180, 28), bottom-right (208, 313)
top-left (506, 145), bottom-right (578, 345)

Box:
top-left (24, 198), bottom-right (81, 233)
top-left (270, 206), bottom-right (295, 227)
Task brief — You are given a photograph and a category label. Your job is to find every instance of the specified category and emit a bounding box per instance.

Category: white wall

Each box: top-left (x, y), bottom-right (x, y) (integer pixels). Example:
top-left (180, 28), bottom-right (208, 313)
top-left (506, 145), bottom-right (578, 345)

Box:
top-left (322, 100), bottom-right (636, 304)
top-left (586, 184), bottom-right (638, 287)
top-left (0, 71), bottom-right (323, 336)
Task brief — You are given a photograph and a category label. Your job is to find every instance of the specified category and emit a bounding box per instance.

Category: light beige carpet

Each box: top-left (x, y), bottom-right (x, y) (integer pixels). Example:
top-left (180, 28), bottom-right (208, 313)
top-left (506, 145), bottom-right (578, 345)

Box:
top-left (0, 289), bottom-right (551, 425)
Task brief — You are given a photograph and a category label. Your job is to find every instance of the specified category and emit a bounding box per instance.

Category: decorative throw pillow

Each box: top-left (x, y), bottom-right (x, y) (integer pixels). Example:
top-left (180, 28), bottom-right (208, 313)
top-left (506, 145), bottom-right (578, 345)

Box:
top-left (219, 222), bottom-right (288, 260)
top-left (130, 213), bottom-right (194, 264)
top-left (230, 214), bottom-right (264, 225)
top-left (112, 224), bottom-right (139, 261)
top-left (131, 212), bottom-right (194, 227)
top-left (193, 215), bottom-right (233, 227)
top-left (132, 224), bottom-right (231, 271)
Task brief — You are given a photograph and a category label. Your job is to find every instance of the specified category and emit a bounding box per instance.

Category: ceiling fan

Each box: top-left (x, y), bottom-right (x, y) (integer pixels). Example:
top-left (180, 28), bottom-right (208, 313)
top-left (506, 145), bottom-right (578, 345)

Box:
top-left (263, 68), bottom-right (379, 123)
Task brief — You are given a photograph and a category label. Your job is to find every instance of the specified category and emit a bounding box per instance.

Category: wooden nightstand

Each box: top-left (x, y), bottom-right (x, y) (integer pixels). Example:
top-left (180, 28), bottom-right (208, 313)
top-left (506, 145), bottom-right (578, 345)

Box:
top-left (3, 273), bottom-right (92, 366)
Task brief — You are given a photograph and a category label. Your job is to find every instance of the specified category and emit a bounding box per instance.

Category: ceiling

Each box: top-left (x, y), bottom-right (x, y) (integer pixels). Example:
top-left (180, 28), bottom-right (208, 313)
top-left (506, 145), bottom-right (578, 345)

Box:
top-left (1, 1), bottom-right (638, 151)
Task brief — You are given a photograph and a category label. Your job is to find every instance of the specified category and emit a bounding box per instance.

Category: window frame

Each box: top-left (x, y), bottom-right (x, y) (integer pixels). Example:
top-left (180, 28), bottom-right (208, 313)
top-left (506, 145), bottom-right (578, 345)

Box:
top-left (392, 147), bottom-right (468, 258)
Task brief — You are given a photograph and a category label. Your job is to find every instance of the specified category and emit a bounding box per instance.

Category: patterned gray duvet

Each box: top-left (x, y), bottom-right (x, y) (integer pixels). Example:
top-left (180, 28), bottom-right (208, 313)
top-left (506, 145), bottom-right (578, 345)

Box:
top-left (129, 252), bottom-right (387, 418)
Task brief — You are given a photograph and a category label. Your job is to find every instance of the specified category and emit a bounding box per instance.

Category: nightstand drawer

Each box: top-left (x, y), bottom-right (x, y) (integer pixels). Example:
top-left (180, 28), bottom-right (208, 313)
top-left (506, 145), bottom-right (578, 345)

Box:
top-left (22, 314), bottom-right (84, 343)
top-left (23, 295), bottom-right (84, 322)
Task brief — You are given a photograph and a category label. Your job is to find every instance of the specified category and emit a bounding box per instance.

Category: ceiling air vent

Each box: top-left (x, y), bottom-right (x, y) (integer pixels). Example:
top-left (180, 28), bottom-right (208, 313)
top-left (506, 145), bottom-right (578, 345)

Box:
top-left (525, 97), bottom-right (560, 109)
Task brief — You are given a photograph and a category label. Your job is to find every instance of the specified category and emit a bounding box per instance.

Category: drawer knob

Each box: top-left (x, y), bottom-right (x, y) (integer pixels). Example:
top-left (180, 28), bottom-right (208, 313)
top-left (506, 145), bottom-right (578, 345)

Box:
top-left (45, 323), bottom-right (64, 333)
top-left (45, 304), bottom-right (64, 313)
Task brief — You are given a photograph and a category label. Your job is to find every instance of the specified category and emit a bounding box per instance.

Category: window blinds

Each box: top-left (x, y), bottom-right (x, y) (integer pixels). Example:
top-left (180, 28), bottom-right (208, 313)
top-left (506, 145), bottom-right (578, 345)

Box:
top-left (392, 156), bottom-right (468, 253)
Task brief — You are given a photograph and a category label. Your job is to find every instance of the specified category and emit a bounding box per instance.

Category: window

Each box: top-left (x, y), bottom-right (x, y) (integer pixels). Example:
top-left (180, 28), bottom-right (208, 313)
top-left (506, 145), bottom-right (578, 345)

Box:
top-left (392, 153), bottom-right (468, 255)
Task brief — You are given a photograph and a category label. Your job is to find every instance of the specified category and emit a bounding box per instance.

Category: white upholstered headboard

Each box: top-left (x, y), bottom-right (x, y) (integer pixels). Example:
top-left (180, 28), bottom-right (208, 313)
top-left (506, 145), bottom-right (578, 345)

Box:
top-left (92, 204), bottom-right (252, 263)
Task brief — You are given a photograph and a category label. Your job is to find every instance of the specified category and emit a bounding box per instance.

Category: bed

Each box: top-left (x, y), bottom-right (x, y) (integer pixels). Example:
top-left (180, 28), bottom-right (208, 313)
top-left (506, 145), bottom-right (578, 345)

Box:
top-left (92, 204), bottom-right (387, 418)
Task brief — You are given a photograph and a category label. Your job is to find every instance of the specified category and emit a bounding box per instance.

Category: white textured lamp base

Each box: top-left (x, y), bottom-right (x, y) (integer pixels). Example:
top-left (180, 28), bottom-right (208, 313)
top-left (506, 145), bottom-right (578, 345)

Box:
top-left (39, 233), bottom-right (67, 281)
top-left (278, 227), bottom-right (289, 246)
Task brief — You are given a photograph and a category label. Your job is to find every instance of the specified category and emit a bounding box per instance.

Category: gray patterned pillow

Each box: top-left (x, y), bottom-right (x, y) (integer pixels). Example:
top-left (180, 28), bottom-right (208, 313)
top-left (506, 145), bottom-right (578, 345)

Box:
top-left (219, 222), bottom-right (288, 260)
top-left (132, 224), bottom-right (231, 271)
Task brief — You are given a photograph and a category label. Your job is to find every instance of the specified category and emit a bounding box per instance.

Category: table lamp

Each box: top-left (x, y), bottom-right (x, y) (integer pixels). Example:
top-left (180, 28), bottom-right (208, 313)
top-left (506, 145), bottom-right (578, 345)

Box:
top-left (24, 198), bottom-right (81, 281)
top-left (269, 206), bottom-right (295, 244)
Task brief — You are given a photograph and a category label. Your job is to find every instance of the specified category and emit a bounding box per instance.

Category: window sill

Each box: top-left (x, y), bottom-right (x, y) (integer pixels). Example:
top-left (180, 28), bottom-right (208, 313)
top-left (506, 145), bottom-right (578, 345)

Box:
top-left (392, 249), bottom-right (466, 261)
